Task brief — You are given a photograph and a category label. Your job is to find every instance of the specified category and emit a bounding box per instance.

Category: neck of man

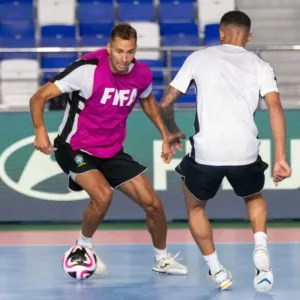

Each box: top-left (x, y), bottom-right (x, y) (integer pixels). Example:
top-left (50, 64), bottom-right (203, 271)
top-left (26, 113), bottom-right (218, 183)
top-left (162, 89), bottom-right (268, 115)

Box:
top-left (221, 27), bottom-right (248, 48)
top-left (221, 38), bottom-right (246, 48)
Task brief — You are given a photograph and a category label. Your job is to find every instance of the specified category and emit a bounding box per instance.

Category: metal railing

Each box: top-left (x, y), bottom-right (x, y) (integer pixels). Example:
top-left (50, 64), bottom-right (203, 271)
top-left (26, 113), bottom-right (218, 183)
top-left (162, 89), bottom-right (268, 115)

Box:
top-left (1, 45), bottom-right (300, 111)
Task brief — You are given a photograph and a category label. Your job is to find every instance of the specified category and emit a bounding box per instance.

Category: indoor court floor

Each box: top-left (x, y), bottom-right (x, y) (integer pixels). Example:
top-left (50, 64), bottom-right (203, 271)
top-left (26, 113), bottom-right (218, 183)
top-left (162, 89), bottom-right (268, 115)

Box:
top-left (0, 227), bottom-right (299, 300)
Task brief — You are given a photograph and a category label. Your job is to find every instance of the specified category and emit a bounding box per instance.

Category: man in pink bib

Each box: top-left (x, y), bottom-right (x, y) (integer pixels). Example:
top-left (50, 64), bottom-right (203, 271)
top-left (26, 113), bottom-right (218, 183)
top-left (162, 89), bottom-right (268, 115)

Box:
top-left (30, 23), bottom-right (187, 276)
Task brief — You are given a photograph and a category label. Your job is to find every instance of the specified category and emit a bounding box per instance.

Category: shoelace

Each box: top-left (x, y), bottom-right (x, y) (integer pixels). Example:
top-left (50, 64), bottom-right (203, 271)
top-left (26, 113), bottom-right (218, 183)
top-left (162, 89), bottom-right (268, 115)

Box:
top-left (160, 251), bottom-right (183, 263)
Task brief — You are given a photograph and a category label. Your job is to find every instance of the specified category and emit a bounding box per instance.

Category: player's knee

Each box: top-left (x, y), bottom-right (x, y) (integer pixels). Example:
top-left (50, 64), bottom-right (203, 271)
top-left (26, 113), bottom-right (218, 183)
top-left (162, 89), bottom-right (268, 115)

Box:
top-left (143, 196), bottom-right (164, 218)
top-left (187, 205), bottom-right (205, 219)
top-left (91, 186), bottom-right (112, 211)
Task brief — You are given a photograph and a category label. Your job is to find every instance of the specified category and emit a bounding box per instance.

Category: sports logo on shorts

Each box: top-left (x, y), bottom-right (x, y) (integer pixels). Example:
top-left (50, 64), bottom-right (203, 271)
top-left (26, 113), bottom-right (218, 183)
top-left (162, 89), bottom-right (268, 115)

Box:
top-left (74, 155), bottom-right (86, 167)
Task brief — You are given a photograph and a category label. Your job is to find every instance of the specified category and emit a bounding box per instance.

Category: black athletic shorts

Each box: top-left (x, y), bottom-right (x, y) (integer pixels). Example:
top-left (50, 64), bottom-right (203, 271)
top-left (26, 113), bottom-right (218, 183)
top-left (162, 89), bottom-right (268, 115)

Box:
top-left (54, 137), bottom-right (147, 191)
top-left (175, 154), bottom-right (268, 200)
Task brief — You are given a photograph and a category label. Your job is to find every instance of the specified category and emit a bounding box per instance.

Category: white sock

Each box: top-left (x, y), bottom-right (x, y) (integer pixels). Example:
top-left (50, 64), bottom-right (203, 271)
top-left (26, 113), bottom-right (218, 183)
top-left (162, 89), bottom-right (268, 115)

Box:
top-left (203, 251), bottom-right (222, 276)
top-left (77, 232), bottom-right (93, 249)
top-left (254, 232), bottom-right (267, 248)
top-left (154, 247), bottom-right (168, 261)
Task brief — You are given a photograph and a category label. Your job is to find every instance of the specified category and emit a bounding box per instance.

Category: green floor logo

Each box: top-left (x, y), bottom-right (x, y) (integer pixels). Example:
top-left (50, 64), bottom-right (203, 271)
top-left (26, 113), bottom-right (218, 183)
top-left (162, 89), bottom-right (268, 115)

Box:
top-left (0, 133), bottom-right (88, 201)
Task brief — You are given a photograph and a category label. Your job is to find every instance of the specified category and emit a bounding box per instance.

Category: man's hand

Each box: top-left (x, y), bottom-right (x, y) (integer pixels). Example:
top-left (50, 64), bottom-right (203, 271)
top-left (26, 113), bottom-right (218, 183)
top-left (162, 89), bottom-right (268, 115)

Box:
top-left (273, 159), bottom-right (292, 186)
top-left (161, 132), bottom-right (186, 164)
top-left (167, 131), bottom-right (186, 152)
top-left (161, 140), bottom-right (174, 164)
top-left (34, 126), bottom-right (57, 155)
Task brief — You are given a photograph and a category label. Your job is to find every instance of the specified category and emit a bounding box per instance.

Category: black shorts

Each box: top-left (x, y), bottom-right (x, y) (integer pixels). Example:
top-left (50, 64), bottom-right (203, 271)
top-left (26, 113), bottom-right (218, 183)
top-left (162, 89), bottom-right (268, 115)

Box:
top-left (175, 154), bottom-right (268, 200)
top-left (54, 137), bottom-right (147, 191)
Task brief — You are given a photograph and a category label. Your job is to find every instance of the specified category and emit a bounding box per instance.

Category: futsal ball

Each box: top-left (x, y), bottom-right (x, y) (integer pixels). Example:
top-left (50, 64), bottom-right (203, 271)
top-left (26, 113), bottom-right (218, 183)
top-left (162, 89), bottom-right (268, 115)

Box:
top-left (62, 245), bottom-right (97, 280)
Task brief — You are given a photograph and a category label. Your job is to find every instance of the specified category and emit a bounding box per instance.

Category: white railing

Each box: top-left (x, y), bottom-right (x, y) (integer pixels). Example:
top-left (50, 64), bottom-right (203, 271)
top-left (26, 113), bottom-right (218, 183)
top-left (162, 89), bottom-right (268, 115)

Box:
top-left (1, 45), bottom-right (300, 111)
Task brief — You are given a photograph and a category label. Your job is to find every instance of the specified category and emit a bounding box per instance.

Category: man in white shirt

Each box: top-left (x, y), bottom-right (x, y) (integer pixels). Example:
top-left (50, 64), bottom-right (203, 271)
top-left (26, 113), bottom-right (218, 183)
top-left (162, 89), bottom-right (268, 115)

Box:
top-left (159, 11), bottom-right (291, 292)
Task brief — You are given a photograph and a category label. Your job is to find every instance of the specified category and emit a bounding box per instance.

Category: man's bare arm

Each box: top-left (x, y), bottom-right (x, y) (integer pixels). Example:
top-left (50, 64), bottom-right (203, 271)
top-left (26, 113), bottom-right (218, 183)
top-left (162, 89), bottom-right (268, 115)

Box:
top-left (264, 92), bottom-right (286, 161)
top-left (30, 82), bottom-right (63, 130)
top-left (30, 82), bottom-right (62, 154)
top-left (158, 86), bottom-right (183, 134)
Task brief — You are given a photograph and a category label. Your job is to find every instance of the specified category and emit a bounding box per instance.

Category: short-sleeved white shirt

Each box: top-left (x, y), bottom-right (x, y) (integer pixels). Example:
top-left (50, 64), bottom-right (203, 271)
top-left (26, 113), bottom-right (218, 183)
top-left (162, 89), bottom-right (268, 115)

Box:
top-left (170, 44), bottom-right (279, 166)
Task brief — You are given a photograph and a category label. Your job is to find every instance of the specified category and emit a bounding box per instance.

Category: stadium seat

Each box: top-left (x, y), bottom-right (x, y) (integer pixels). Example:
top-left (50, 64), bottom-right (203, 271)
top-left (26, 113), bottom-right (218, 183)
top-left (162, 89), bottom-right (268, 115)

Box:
top-left (37, 0), bottom-right (76, 26)
top-left (118, 0), bottom-right (155, 22)
top-left (0, 0), bottom-right (33, 23)
top-left (0, 59), bottom-right (39, 107)
top-left (78, 0), bottom-right (115, 25)
top-left (139, 59), bottom-right (164, 87)
top-left (40, 25), bottom-right (77, 82)
top-left (80, 23), bottom-right (112, 46)
top-left (197, 0), bottom-right (235, 34)
top-left (160, 22), bottom-right (198, 35)
top-left (130, 22), bottom-right (161, 60)
top-left (0, 22), bottom-right (36, 48)
top-left (41, 53), bottom-right (78, 83)
top-left (152, 87), bottom-right (164, 101)
top-left (159, 0), bottom-right (195, 23)
top-left (161, 23), bottom-right (199, 46)
top-left (40, 25), bottom-right (77, 47)
top-left (204, 23), bottom-right (220, 46)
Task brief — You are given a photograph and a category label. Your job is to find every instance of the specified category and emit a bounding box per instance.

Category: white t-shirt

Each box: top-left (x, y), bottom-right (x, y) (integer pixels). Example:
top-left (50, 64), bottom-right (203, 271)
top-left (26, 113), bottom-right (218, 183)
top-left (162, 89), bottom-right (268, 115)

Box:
top-left (170, 44), bottom-right (279, 166)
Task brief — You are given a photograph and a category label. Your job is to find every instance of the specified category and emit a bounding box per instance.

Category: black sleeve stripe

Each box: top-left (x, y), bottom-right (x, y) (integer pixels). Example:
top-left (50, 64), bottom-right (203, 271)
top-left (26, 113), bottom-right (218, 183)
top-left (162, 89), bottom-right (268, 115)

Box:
top-left (49, 58), bottom-right (98, 83)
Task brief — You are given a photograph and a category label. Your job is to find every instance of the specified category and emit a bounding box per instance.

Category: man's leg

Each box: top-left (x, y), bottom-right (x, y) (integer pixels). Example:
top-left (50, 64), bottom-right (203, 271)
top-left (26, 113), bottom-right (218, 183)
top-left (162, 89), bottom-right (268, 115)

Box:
top-left (118, 172), bottom-right (187, 275)
top-left (244, 192), bottom-right (272, 292)
top-left (74, 170), bottom-right (113, 275)
top-left (54, 140), bottom-right (111, 275)
top-left (244, 192), bottom-right (267, 242)
top-left (227, 157), bottom-right (272, 292)
top-left (182, 182), bottom-right (232, 290)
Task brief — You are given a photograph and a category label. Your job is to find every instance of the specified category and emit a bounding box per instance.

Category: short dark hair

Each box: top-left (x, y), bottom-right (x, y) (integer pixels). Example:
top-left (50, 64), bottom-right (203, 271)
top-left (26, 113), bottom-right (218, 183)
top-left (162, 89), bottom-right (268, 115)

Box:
top-left (110, 23), bottom-right (137, 42)
top-left (220, 11), bottom-right (251, 32)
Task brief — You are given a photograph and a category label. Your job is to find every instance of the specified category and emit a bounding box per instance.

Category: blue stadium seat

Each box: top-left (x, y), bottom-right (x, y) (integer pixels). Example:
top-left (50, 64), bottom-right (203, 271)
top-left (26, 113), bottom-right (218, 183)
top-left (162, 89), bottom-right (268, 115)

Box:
top-left (40, 25), bottom-right (77, 47)
top-left (139, 60), bottom-right (164, 97)
top-left (0, 22), bottom-right (36, 59)
top-left (78, 0), bottom-right (114, 24)
top-left (159, 0), bottom-right (195, 23)
top-left (0, 22), bottom-right (35, 47)
top-left (0, 0), bottom-right (33, 23)
top-left (171, 55), bottom-right (186, 67)
top-left (152, 88), bottom-right (164, 100)
top-left (161, 23), bottom-right (199, 46)
top-left (118, 0), bottom-right (154, 22)
top-left (80, 23), bottom-right (112, 46)
top-left (163, 35), bottom-right (199, 46)
top-left (139, 59), bottom-right (164, 83)
top-left (204, 23), bottom-right (220, 46)
top-left (41, 53), bottom-right (78, 83)
top-left (160, 22), bottom-right (198, 35)
top-left (170, 55), bottom-right (188, 78)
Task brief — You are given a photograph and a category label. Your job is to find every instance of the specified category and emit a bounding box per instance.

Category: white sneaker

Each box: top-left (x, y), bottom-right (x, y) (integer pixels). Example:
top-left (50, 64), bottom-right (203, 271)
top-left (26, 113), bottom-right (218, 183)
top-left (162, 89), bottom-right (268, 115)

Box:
top-left (76, 241), bottom-right (108, 275)
top-left (209, 265), bottom-right (232, 290)
top-left (253, 246), bottom-right (273, 293)
top-left (152, 252), bottom-right (188, 275)
top-left (93, 252), bottom-right (108, 275)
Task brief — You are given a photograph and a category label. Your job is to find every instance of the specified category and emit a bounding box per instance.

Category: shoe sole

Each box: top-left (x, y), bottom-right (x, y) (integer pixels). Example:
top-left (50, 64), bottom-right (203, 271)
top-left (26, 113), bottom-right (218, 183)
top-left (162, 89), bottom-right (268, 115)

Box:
top-left (219, 279), bottom-right (233, 291)
top-left (152, 268), bottom-right (188, 275)
top-left (254, 269), bottom-right (273, 293)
